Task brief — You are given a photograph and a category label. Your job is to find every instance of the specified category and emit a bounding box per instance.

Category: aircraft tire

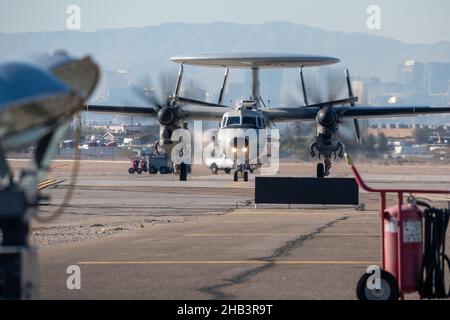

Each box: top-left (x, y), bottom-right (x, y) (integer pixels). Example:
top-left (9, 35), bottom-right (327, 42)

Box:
top-left (180, 162), bottom-right (187, 181)
top-left (233, 171), bottom-right (238, 182)
top-left (317, 163), bottom-right (325, 178)
top-left (243, 171), bottom-right (249, 182)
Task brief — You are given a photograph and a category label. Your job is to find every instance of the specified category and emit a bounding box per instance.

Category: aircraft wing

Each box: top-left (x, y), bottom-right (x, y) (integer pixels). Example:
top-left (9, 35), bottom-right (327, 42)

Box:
top-left (86, 103), bottom-right (450, 122)
top-left (337, 105), bottom-right (450, 119)
top-left (85, 104), bottom-right (226, 121)
top-left (262, 108), bottom-right (318, 121)
top-left (85, 104), bottom-right (157, 116)
top-left (177, 105), bottom-right (228, 121)
top-left (263, 105), bottom-right (450, 122)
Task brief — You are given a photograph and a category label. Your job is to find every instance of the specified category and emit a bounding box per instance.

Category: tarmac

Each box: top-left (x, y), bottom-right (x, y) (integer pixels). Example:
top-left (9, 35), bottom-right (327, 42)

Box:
top-left (14, 160), bottom-right (450, 300)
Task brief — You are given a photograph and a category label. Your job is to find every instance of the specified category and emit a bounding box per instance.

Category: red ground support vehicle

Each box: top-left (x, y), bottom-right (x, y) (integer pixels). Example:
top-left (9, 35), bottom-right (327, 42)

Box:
top-left (346, 154), bottom-right (450, 300)
top-left (128, 158), bottom-right (141, 174)
top-left (128, 156), bottom-right (148, 174)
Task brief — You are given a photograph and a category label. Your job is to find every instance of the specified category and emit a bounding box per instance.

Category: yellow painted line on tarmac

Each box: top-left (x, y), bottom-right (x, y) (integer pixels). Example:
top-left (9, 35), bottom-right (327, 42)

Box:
top-left (183, 233), bottom-right (379, 237)
top-left (38, 179), bottom-right (55, 184)
top-left (185, 233), bottom-right (303, 237)
top-left (78, 260), bottom-right (377, 266)
top-left (317, 233), bottom-right (380, 237)
top-left (229, 212), bottom-right (322, 216)
top-left (38, 179), bottom-right (55, 189)
top-left (38, 179), bottom-right (64, 190)
top-left (230, 210), bottom-right (353, 215)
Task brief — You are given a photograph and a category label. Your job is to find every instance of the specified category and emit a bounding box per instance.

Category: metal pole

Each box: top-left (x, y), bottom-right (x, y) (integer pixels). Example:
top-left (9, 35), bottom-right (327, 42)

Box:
top-left (381, 192), bottom-right (386, 270)
top-left (397, 192), bottom-right (404, 299)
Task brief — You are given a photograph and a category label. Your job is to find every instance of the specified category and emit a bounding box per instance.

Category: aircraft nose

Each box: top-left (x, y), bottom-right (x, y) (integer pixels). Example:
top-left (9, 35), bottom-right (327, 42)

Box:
top-left (218, 129), bottom-right (252, 157)
top-left (230, 136), bottom-right (250, 155)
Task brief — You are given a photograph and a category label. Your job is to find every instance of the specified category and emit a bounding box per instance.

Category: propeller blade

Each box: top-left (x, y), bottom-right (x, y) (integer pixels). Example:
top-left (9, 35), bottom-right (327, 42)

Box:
top-left (344, 69), bottom-right (362, 144)
top-left (299, 67), bottom-right (309, 106)
top-left (131, 69), bottom-right (182, 113)
top-left (345, 69), bottom-right (355, 105)
top-left (131, 75), bottom-right (164, 112)
top-left (156, 71), bottom-right (177, 105)
top-left (353, 118), bottom-right (361, 144)
top-left (308, 97), bottom-right (357, 109)
top-left (176, 96), bottom-right (229, 108)
top-left (338, 119), bottom-right (357, 140)
top-left (305, 71), bottom-right (323, 105)
top-left (324, 68), bottom-right (346, 102)
top-left (299, 67), bottom-right (346, 106)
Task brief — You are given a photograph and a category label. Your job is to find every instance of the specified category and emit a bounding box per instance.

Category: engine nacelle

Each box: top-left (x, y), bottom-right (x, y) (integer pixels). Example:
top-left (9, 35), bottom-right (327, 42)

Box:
top-left (157, 106), bottom-right (177, 126)
top-left (316, 108), bottom-right (337, 127)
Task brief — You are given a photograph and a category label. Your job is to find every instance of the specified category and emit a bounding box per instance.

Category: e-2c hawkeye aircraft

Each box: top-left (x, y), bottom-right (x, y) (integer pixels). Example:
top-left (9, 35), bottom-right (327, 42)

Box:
top-left (86, 52), bottom-right (450, 181)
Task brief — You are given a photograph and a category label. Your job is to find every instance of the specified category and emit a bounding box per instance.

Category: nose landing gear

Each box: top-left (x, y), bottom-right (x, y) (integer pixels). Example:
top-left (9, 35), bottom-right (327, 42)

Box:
top-left (233, 170), bottom-right (249, 182)
top-left (233, 164), bottom-right (251, 182)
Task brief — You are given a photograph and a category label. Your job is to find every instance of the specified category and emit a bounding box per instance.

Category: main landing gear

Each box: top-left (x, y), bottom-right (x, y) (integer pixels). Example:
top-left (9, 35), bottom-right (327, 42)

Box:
top-left (316, 155), bottom-right (333, 178)
top-left (179, 162), bottom-right (188, 181)
top-left (311, 140), bottom-right (345, 178)
top-left (316, 163), bottom-right (325, 178)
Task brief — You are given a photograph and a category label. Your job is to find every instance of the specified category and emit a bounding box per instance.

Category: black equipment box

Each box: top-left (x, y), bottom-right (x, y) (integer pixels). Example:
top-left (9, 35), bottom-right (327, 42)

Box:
top-left (255, 177), bottom-right (359, 205)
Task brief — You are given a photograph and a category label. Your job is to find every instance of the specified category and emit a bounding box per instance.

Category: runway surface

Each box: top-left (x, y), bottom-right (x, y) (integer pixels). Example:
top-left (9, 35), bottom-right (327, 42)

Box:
top-left (20, 160), bottom-right (450, 299)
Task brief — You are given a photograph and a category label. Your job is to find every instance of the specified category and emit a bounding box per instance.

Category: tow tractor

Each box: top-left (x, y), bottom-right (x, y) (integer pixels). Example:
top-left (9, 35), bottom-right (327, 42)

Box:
top-left (346, 154), bottom-right (450, 300)
top-left (146, 152), bottom-right (173, 175)
top-left (128, 149), bottom-right (174, 175)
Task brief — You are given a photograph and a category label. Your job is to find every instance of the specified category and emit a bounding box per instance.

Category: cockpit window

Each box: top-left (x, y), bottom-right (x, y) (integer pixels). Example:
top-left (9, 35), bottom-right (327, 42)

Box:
top-left (242, 117), bottom-right (257, 127)
top-left (226, 117), bottom-right (240, 126)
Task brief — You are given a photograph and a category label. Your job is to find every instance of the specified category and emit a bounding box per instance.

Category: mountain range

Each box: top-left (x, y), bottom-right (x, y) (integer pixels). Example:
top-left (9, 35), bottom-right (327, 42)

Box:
top-left (1, 21), bottom-right (450, 83)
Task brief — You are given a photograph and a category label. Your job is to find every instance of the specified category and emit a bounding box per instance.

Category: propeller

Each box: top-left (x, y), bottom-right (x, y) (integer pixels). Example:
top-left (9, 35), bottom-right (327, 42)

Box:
top-left (132, 70), bottom-right (225, 111)
top-left (313, 68), bottom-right (362, 138)
top-left (308, 67), bottom-right (347, 105)
top-left (131, 69), bottom-right (221, 147)
top-left (131, 71), bottom-right (177, 112)
top-left (284, 67), bottom-right (361, 141)
top-left (284, 67), bottom-right (347, 106)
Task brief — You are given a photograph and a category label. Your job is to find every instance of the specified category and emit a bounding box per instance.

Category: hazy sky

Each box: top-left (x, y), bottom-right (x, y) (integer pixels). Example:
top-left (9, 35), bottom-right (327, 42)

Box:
top-left (0, 0), bottom-right (449, 44)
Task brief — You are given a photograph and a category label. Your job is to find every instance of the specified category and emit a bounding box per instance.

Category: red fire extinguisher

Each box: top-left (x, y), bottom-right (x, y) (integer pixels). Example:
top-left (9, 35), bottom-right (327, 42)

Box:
top-left (383, 204), bottom-right (423, 293)
top-left (347, 154), bottom-right (450, 300)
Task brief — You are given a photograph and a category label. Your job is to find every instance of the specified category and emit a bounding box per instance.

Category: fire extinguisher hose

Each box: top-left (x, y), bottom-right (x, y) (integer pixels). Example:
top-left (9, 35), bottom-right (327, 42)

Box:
top-left (418, 206), bottom-right (450, 299)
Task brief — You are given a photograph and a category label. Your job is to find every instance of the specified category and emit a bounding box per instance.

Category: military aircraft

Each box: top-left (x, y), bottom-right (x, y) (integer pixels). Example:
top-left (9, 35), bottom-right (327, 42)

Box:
top-left (86, 52), bottom-right (450, 181)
